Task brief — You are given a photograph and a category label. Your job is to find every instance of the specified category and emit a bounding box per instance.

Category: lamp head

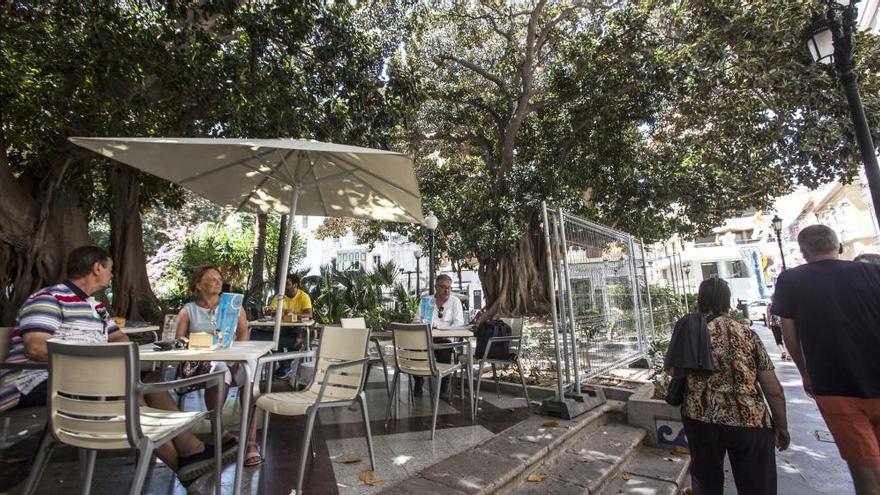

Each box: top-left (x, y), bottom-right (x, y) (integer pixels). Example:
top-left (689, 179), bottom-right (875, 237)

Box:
top-left (804, 14), bottom-right (835, 65)
top-left (413, 247), bottom-right (423, 259)
top-left (771, 214), bottom-right (783, 232)
top-left (425, 212), bottom-right (439, 231)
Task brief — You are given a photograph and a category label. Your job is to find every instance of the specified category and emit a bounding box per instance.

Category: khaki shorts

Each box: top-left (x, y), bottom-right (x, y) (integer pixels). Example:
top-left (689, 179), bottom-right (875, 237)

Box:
top-left (815, 395), bottom-right (880, 467)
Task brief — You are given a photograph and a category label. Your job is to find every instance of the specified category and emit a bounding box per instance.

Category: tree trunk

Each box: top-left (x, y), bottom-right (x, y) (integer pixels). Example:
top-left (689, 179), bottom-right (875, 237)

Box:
top-left (108, 165), bottom-right (161, 322)
top-left (249, 213), bottom-right (267, 315)
top-left (478, 221), bottom-right (549, 318)
top-left (0, 154), bottom-right (92, 325)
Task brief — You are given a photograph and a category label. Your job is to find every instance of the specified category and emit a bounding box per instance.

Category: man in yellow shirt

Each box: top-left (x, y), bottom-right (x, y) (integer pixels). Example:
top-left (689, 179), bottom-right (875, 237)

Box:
top-left (268, 274), bottom-right (313, 317)
top-left (258, 274), bottom-right (312, 380)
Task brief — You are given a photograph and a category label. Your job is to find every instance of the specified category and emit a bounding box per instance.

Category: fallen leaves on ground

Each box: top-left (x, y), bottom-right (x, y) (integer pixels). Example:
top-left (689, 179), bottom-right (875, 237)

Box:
top-left (342, 456), bottom-right (362, 464)
top-left (672, 446), bottom-right (690, 456)
top-left (359, 470), bottom-right (385, 487)
top-left (527, 473), bottom-right (546, 482)
top-left (542, 420), bottom-right (559, 427)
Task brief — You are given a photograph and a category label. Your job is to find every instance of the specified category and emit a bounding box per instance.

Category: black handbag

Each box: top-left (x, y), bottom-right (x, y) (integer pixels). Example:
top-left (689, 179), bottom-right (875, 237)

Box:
top-left (665, 375), bottom-right (687, 406)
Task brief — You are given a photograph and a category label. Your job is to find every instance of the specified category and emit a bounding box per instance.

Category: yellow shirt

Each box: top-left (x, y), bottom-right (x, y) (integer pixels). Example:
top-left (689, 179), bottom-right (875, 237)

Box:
top-left (269, 289), bottom-right (312, 314)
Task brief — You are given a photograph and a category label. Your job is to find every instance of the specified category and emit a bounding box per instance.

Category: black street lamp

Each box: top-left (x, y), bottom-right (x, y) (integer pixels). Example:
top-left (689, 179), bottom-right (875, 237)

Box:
top-left (804, 0), bottom-right (880, 230)
top-left (684, 265), bottom-right (692, 293)
top-left (772, 214), bottom-right (787, 270)
top-left (414, 247), bottom-right (422, 296)
top-left (425, 212), bottom-right (439, 295)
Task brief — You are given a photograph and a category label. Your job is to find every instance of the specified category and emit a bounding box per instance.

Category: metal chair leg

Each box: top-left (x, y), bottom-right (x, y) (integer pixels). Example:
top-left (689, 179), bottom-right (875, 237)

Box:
top-left (384, 372), bottom-right (400, 428)
top-left (475, 358), bottom-right (486, 415)
top-left (359, 392), bottom-right (376, 471)
top-left (296, 408), bottom-right (319, 494)
top-left (373, 339), bottom-right (391, 399)
top-left (79, 449), bottom-right (97, 495)
top-left (213, 406), bottom-right (223, 495)
top-left (491, 363), bottom-right (500, 397)
top-left (260, 361), bottom-right (275, 454)
top-left (129, 440), bottom-right (154, 495)
top-left (516, 359), bottom-right (531, 410)
top-left (23, 428), bottom-right (54, 495)
top-left (430, 373), bottom-right (442, 440)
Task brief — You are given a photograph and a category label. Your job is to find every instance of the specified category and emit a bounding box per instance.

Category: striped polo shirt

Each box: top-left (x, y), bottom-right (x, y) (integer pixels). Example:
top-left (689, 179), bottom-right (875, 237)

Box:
top-left (0, 282), bottom-right (119, 411)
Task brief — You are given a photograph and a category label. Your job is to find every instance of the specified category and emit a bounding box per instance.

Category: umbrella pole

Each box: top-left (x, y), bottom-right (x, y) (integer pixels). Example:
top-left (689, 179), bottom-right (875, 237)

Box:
top-left (272, 184), bottom-right (301, 350)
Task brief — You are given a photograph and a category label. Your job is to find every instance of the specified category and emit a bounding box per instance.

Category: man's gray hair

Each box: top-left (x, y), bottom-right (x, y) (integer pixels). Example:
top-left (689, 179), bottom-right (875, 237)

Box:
top-left (797, 224), bottom-right (840, 256)
top-left (435, 273), bottom-right (453, 284)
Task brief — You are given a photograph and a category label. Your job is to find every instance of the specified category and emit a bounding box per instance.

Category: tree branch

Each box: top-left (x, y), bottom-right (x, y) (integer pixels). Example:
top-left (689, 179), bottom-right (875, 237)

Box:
top-left (437, 54), bottom-right (508, 93)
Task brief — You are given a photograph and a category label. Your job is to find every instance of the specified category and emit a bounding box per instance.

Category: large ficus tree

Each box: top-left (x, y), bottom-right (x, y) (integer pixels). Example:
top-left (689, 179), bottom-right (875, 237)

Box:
top-left (0, 1), bottom-right (416, 324)
top-left (373, 0), bottom-right (879, 316)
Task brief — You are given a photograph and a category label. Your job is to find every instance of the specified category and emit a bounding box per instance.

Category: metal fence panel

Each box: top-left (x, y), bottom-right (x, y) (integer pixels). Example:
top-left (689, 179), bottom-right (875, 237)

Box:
top-left (543, 205), bottom-right (666, 387)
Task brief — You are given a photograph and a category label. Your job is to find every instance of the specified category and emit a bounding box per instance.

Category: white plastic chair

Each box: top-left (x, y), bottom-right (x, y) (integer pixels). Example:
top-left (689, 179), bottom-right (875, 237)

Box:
top-left (384, 322), bottom-right (472, 440)
top-left (341, 317), bottom-right (391, 399)
top-left (23, 341), bottom-right (224, 495)
top-left (253, 326), bottom-right (373, 494)
top-left (473, 317), bottom-right (531, 415)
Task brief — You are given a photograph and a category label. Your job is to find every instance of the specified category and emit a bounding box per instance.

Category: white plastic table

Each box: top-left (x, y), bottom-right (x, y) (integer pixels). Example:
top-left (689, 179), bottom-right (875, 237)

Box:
top-left (120, 325), bottom-right (160, 335)
top-left (248, 319), bottom-right (316, 351)
top-left (139, 341), bottom-right (274, 495)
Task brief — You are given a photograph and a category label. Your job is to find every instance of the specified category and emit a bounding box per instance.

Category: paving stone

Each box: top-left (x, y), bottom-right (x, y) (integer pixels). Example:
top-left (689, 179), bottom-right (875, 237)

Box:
top-left (420, 449), bottom-right (521, 494)
top-left (379, 476), bottom-right (469, 495)
top-left (513, 474), bottom-right (587, 495)
top-left (626, 446), bottom-right (689, 485)
top-left (475, 431), bottom-right (549, 464)
top-left (544, 458), bottom-right (617, 490)
top-left (566, 423), bottom-right (645, 465)
top-left (609, 473), bottom-right (679, 495)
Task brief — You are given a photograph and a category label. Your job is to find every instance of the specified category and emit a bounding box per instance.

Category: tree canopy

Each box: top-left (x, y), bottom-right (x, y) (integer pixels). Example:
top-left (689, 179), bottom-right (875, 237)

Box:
top-left (2, 0), bottom-right (878, 321)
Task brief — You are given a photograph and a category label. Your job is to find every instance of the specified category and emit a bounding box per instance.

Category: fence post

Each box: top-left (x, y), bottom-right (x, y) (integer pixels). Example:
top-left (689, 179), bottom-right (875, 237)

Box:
top-left (627, 237), bottom-right (646, 357)
top-left (551, 212), bottom-right (572, 387)
top-left (640, 240), bottom-right (656, 346)
top-left (542, 202), bottom-right (566, 401)
top-left (558, 208), bottom-right (582, 394)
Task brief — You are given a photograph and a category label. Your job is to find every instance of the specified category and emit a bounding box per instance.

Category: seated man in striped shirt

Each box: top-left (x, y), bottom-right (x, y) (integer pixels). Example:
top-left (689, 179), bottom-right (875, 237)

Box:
top-left (0, 245), bottom-right (226, 484)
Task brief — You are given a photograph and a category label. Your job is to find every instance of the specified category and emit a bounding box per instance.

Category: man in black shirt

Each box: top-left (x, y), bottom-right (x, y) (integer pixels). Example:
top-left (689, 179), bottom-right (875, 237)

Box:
top-left (772, 224), bottom-right (880, 494)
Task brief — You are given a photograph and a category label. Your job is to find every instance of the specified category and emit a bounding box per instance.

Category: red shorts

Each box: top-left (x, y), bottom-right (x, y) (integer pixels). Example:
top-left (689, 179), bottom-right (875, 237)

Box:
top-left (815, 395), bottom-right (880, 467)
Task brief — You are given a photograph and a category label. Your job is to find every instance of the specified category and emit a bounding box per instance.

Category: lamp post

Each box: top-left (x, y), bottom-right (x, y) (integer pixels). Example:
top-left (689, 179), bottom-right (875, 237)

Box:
top-left (804, 0), bottom-right (880, 231)
top-left (425, 212), bottom-right (439, 295)
top-left (684, 265), bottom-right (692, 293)
top-left (772, 215), bottom-right (787, 270)
top-left (414, 247), bottom-right (422, 296)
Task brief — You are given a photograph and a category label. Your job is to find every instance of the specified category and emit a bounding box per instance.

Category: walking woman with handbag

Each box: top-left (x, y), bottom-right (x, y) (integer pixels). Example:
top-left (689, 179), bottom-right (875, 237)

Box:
top-left (666, 277), bottom-right (790, 495)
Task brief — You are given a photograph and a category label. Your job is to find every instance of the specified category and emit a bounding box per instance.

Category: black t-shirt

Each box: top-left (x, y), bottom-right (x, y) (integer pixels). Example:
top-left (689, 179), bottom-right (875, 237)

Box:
top-left (772, 259), bottom-right (880, 398)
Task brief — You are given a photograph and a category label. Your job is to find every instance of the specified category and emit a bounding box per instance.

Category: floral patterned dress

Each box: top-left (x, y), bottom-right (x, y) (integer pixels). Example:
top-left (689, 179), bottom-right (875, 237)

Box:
top-left (682, 315), bottom-right (774, 428)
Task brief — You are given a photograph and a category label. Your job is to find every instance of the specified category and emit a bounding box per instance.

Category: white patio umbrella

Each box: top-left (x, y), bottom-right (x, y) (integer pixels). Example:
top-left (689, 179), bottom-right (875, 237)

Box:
top-left (69, 136), bottom-right (425, 347)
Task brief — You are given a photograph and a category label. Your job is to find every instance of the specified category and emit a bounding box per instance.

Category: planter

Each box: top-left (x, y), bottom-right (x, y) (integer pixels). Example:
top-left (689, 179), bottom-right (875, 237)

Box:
top-left (626, 397), bottom-right (687, 448)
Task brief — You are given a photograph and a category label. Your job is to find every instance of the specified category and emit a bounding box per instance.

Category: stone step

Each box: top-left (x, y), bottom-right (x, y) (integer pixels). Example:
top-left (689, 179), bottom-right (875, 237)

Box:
top-left (379, 400), bottom-right (624, 495)
top-left (511, 423), bottom-right (646, 495)
top-left (599, 446), bottom-right (691, 494)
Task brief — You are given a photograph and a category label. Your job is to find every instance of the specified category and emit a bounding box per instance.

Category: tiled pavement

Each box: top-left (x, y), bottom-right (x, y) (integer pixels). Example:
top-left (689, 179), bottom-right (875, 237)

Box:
top-left (4, 368), bottom-right (533, 494)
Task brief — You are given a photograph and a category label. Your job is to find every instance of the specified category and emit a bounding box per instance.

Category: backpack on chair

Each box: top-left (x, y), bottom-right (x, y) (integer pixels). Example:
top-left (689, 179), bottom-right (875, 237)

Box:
top-left (474, 319), bottom-right (513, 360)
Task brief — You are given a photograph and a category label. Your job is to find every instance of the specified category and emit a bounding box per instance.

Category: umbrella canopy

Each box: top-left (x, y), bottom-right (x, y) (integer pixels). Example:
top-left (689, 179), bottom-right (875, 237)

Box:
top-left (68, 136), bottom-right (424, 223)
top-left (70, 136), bottom-right (426, 353)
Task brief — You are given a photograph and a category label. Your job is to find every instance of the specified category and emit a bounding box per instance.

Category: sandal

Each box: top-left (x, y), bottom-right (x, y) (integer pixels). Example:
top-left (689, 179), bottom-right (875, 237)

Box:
top-left (244, 442), bottom-right (263, 467)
